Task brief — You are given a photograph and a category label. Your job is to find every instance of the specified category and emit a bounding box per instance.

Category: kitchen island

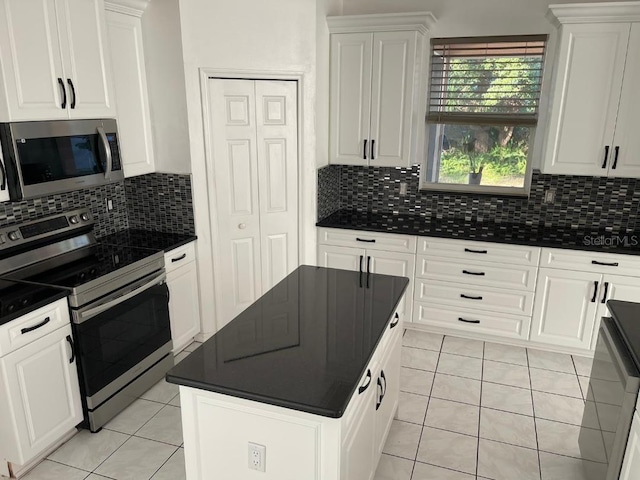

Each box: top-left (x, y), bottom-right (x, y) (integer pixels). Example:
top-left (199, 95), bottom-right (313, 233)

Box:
top-left (166, 265), bottom-right (408, 480)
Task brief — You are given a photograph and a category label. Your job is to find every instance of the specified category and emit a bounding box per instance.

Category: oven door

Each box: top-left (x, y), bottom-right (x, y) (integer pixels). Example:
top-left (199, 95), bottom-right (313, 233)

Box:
top-left (580, 317), bottom-right (640, 480)
top-left (71, 271), bottom-right (171, 408)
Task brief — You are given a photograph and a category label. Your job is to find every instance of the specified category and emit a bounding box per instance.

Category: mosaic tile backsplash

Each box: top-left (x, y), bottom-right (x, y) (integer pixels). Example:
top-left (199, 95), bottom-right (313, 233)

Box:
top-left (0, 173), bottom-right (195, 237)
top-left (125, 173), bottom-right (195, 235)
top-left (318, 165), bottom-right (640, 232)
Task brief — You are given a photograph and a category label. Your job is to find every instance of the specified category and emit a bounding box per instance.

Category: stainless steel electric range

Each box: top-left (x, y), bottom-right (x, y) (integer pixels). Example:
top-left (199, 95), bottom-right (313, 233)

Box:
top-left (0, 209), bottom-right (173, 432)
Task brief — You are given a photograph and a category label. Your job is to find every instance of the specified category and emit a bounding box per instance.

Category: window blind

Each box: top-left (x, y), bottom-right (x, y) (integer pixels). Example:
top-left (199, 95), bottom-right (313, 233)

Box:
top-left (427, 35), bottom-right (547, 126)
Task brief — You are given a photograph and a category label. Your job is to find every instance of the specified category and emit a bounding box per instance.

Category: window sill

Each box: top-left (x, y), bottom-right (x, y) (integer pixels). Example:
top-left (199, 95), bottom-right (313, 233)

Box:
top-left (418, 181), bottom-right (531, 197)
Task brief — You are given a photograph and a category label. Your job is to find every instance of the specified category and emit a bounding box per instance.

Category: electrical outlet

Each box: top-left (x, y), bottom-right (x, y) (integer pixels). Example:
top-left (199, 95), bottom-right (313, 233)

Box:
top-left (544, 189), bottom-right (556, 204)
top-left (399, 182), bottom-right (408, 196)
top-left (248, 442), bottom-right (266, 472)
top-left (106, 199), bottom-right (114, 211)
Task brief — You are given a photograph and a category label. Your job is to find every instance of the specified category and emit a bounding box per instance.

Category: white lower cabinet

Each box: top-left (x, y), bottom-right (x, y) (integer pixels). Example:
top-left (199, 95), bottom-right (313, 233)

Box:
top-left (317, 237), bottom-right (416, 323)
top-left (165, 243), bottom-right (201, 353)
top-left (0, 299), bottom-right (83, 471)
top-left (530, 269), bottom-right (600, 350)
top-left (341, 375), bottom-right (376, 480)
top-left (0, 149), bottom-right (9, 203)
top-left (621, 411), bottom-right (640, 480)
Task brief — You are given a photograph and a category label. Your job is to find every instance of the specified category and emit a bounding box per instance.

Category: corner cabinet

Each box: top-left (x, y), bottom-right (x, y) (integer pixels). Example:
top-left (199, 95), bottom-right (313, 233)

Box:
top-left (327, 13), bottom-right (435, 167)
top-left (543, 5), bottom-right (640, 178)
top-left (165, 242), bottom-right (201, 353)
top-left (0, 0), bottom-right (116, 122)
top-left (105, 2), bottom-right (156, 177)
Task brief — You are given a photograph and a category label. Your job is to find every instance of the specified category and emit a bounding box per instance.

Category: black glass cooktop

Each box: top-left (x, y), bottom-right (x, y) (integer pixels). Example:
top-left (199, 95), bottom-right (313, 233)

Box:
top-left (0, 279), bottom-right (68, 326)
top-left (167, 265), bottom-right (409, 418)
top-left (2, 243), bottom-right (162, 290)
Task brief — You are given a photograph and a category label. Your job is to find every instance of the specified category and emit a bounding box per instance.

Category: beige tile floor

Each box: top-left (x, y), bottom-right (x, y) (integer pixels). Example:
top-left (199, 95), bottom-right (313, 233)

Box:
top-left (22, 332), bottom-right (603, 480)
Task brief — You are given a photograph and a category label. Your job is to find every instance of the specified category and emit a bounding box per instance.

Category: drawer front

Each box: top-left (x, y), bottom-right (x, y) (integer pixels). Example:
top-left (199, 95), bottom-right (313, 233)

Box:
top-left (0, 298), bottom-right (70, 356)
top-left (318, 228), bottom-right (417, 254)
top-left (418, 236), bottom-right (541, 266)
top-left (416, 256), bottom-right (538, 291)
top-left (165, 241), bottom-right (197, 274)
top-left (414, 279), bottom-right (534, 316)
top-left (541, 248), bottom-right (640, 276)
top-left (413, 303), bottom-right (530, 340)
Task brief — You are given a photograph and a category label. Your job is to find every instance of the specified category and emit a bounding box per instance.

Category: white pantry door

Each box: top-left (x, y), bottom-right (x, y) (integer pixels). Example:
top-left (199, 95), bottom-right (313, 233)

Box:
top-left (209, 79), bottom-right (298, 329)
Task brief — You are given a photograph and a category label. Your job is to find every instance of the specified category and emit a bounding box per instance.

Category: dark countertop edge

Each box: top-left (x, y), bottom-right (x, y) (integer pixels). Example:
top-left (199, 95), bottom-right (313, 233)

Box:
top-left (166, 275), bottom-right (410, 419)
top-left (164, 235), bottom-right (198, 252)
top-left (316, 218), bottom-right (640, 256)
top-left (0, 290), bottom-right (68, 327)
top-left (607, 300), bottom-right (640, 374)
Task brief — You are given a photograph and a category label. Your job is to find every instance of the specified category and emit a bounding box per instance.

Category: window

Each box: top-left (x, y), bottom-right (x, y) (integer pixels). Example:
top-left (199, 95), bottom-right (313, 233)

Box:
top-left (422, 35), bottom-right (547, 195)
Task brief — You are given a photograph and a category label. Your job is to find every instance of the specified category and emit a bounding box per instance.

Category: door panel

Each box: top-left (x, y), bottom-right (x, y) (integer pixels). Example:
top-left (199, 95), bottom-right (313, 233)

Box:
top-left (209, 79), bottom-right (262, 327)
top-left (611, 23), bottom-right (640, 178)
top-left (0, 0), bottom-right (66, 120)
top-left (369, 31), bottom-right (416, 168)
top-left (57, 0), bottom-right (115, 118)
top-left (167, 263), bottom-right (201, 353)
top-left (544, 23), bottom-right (630, 176)
top-left (329, 33), bottom-right (373, 165)
top-left (318, 245), bottom-right (365, 272)
top-left (255, 81), bottom-right (298, 292)
top-left (531, 268), bottom-right (601, 349)
top-left (369, 251), bottom-right (415, 322)
top-left (593, 274), bottom-right (640, 350)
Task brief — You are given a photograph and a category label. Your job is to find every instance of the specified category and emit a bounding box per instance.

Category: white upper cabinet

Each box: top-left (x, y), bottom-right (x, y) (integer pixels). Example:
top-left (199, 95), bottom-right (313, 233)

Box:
top-left (105, 4), bottom-right (155, 177)
top-left (0, 0), bottom-right (115, 121)
top-left (544, 3), bottom-right (640, 178)
top-left (328, 13), bottom-right (434, 168)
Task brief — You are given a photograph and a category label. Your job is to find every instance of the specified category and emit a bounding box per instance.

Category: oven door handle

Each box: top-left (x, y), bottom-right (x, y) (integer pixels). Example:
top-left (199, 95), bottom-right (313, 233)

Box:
top-left (97, 125), bottom-right (113, 181)
top-left (75, 272), bottom-right (166, 323)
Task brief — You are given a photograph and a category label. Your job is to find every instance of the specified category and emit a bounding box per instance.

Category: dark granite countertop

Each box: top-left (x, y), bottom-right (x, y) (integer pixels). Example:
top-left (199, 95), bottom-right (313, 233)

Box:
top-left (166, 265), bottom-right (409, 418)
top-left (608, 300), bottom-right (640, 372)
top-left (0, 279), bottom-right (68, 326)
top-left (98, 229), bottom-right (197, 253)
top-left (317, 209), bottom-right (640, 256)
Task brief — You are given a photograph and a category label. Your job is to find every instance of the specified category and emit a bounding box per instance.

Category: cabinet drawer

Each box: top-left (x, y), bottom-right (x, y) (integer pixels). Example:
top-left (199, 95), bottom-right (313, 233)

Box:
top-left (413, 303), bottom-right (530, 340)
top-left (414, 279), bottom-right (534, 316)
top-left (0, 298), bottom-right (70, 357)
top-left (416, 256), bottom-right (538, 291)
top-left (164, 241), bottom-right (196, 274)
top-left (541, 247), bottom-right (640, 277)
top-left (418, 236), bottom-right (540, 266)
top-left (318, 228), bottom-right (417, 254)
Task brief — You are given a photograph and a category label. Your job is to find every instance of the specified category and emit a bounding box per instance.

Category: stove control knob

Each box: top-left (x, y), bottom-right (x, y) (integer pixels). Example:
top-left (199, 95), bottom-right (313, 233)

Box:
top-left (80, 213), bottom-right (90, 222)
top-left (8, 231), bottom-right (20, 241)
top-left (69, 216), bottom-right (79, 224)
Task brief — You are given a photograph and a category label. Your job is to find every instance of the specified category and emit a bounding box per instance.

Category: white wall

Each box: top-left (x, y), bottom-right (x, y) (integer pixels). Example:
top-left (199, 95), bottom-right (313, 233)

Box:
top-left (178, 0), bottom-right (322, 335)
top-left (141, 0), bottom-right (191, 173)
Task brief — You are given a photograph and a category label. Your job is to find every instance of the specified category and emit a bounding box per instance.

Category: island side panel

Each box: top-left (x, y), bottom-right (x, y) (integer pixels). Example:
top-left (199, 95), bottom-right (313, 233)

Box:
top-left (179, 385), bottom-right (342, 480)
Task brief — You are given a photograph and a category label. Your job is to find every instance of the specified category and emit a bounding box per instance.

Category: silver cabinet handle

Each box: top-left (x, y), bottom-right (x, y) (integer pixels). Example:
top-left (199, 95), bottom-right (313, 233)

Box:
top-left (97, 126), bottom-right (113, 181)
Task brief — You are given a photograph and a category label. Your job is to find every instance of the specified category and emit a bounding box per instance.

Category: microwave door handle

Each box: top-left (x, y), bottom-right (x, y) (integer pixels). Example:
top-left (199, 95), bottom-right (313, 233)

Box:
top-left (97, 126), bottom-right (113, 181)
top-left (75, 272), bottom-right (166, 323)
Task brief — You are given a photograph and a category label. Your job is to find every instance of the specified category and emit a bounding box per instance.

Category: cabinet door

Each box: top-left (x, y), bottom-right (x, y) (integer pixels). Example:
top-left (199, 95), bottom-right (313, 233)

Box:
top-left (0, 326), bottom-right (82, 465)
top-left (592, 274), bottom-right (640, 350)
top-left (106, 10), bottom-right (154, 177)
top-left (0, 148), bottom-right (9, 202)
top-left (341, 383), bottom-right (376, 480)
top-left (0, 0), bottom-right (67, 120)
top-left (167, 262), bottom-right (201, 353)
top-left (374, 332), bottom-right (401, 458)
top-left (329, 33), bottom-right (372, 166)
top-left (368, 251), bottom-right (415, 323)
top-left (611, 23), bottom-right (640, 178)
top-left (318, 245), bottom-right (365, 272)
top-left (543, 23), bottom-right (630, 176)
top-left (369, 31), bottom-right (416, 168)
top-left (621, 412), bottom-right (640, 480)
top-left (530, 268), bottom-right (601, 349)
top-left (56, 0), bottom-right (116, 118)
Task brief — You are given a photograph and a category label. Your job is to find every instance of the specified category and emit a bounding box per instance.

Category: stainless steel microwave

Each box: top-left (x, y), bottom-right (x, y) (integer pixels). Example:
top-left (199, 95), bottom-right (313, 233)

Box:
top-left (0, 119), bottom-right (124, 200)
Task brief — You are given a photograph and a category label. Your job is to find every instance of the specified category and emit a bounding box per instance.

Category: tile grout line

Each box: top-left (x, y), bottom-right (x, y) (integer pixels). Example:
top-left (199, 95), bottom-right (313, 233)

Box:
top-left (526, 348), bottom-right (543, 480)
top-left (409, 333), bottom-right (444, 480)
top-left (147, 446), bottom-right (181, 480)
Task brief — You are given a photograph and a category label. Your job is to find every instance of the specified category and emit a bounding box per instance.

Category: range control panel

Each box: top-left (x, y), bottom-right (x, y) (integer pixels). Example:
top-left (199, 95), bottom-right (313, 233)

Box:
top-left (0, 208), bottom-right (94, 252)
